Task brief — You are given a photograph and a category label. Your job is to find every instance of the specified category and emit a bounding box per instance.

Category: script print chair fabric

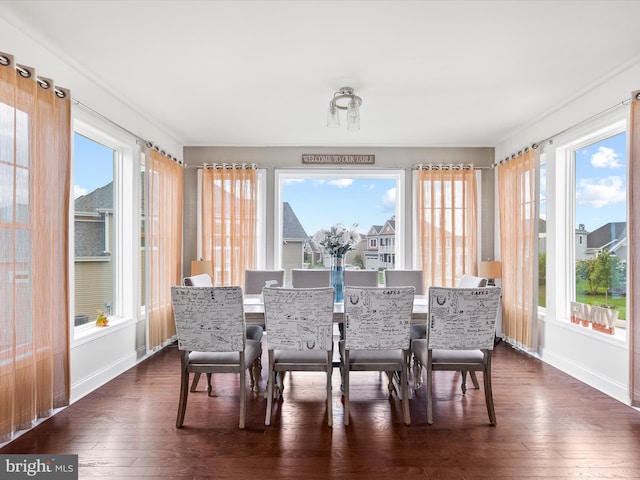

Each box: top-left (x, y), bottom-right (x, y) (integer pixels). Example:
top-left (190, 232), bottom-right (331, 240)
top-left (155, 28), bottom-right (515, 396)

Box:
top-left (262, 286), bottom-right (335, 427)
top-left (341, 286), bottom-right (415, 426)
top-left (244, 269), bottom-right (285, 294)
top-left (290, 268), bottom-right (331, 288)
top-left (384, 269), bottom-right (425, 340)
top-left (412, 286), bottom-right (502, 425)
top-left (182, 275), bottom-right (263, 393)
top-left (171, 286), bottom-right (262, 429)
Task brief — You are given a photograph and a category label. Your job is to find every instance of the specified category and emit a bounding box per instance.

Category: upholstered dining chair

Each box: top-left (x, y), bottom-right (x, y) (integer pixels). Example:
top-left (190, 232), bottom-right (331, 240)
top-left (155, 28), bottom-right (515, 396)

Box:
top-left (171, 286), bottom-right (262, 429)
top-left (182, 274), bottom-right (263, 393)
top-left (290, 268), bottom-right (331, 288)
top-left (412, 286), bottom-right (502, 425)
top-left (384, 269), bottom-right (425, 341)
top-left (262, 286), bottom-right (335, 427)
top-left (344, 269), bottom-right (379, 287)
top-left (244, 269), bottom-right (285, 294)
top-left (341, 286), bottom-right (415, 426)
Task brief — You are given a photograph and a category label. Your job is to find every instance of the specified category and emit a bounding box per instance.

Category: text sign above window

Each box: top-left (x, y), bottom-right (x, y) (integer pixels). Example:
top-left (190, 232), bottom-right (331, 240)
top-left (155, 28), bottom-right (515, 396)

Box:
top-left (302, 154), bottom-right (375, 165)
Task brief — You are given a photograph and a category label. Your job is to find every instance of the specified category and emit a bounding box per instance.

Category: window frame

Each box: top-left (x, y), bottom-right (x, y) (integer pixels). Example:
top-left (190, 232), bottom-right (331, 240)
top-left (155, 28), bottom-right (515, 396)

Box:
top-left (71, 109), bottom-right (141, 339)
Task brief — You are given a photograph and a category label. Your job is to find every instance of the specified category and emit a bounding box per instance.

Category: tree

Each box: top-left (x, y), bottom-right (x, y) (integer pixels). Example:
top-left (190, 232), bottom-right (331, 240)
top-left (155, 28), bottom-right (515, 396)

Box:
top-left (352, 253), bottom-right (365, 269)
top-left (576, 257), bottom-right (598, 294)
top-left (594, 250), bottom-right (624, 305)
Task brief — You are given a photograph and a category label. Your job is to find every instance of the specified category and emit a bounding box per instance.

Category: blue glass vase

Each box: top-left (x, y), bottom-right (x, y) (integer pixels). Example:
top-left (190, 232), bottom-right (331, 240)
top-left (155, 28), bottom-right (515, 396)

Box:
top-left (331, 254), bottom-right (344, 302)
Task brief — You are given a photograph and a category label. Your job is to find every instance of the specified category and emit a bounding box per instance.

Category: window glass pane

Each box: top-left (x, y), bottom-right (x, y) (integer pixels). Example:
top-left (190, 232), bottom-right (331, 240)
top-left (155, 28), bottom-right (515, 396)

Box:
top-left (282, 175), bottom-right (397, 283)
top-left (538, 161), bottom-right (546, 308)
top-left (73, 133), bottom-right (115, 326)
top-left (574, 131), bottom-right (626, 324)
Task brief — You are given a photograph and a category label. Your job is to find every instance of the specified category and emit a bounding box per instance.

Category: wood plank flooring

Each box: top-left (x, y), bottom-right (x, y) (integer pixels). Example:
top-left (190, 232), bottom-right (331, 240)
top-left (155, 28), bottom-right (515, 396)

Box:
top-left (2, 341), bottom-right (640, 479)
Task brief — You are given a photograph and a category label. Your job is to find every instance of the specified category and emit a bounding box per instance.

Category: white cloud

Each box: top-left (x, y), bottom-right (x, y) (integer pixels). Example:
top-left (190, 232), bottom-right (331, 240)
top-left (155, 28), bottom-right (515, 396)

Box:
top-left (576, 176), bottom-right (625, 208)
top-left (590, 146), bottom-right (622, 168)
top-left (283, 178), bottom-right (305, 185)
top-left (381, 188), bottom-right (396, 211)
top-left (328, 179), bottom-right (353, 188)
top-left (74, 185), bottom-right (88, 199)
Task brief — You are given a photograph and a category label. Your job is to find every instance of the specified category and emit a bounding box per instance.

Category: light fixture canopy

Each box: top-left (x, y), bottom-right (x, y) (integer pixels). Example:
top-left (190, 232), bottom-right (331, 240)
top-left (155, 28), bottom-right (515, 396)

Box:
top-left (327, 86), bottom-right (362, 130)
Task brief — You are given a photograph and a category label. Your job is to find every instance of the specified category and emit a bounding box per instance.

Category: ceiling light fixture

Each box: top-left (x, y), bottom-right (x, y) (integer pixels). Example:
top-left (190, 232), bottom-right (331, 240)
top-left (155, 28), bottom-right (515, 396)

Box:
top-left (327, 86), bottom-right (362, 131)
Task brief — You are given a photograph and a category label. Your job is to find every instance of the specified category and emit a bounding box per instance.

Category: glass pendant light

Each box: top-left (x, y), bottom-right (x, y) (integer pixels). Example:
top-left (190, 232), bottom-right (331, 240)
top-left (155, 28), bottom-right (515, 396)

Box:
top-left (327, 103), bottom-right (340, 127)
top-left (346, 99), bottom-right (360, 131)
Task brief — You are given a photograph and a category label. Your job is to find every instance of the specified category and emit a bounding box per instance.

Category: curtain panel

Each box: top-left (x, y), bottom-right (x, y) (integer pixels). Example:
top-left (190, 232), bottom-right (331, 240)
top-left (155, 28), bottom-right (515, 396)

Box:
top-left (497, 150), bottom-right (537, 350)
top-left (201, 165), bottom-right (257, 288)
top-left (0, 54), bottom-right (71, 442)
top-left (629, 90), bottom-right (640, 406)
top-left (416, 166), bottom-right (478, 290)
top-left (147, 149), bottom-right (184, 350)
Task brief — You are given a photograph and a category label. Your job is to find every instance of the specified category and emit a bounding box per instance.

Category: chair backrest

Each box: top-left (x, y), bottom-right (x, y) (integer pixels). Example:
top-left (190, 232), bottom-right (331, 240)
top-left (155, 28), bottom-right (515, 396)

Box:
top-left (457, 274), bottom-right (487, 288)
top-left (262, 286), bottom-right (334, 351)
top-left (344, 286), bottom-right (415, 350)
top-left (171, 286), bottom-right (245, 352)
top-left (244, 269), bottom-right (285, 294)
top-left (427, 286), bottom-right (501, 350)
top-left (183, 273), bottom-right (213, 287)
top-left (290, 269), bottom-right (331, 288)
top-left (344, 269), bottom-right (379, 287)
top-left (384, 269), bottom-right (424, 295)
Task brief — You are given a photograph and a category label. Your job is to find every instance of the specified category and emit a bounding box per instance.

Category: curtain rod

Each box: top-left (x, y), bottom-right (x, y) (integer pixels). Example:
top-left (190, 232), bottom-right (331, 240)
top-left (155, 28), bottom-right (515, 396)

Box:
top-left (498, 95), bottom-right (632, 166)
top-left (72, 98), bottom-right (182, 165)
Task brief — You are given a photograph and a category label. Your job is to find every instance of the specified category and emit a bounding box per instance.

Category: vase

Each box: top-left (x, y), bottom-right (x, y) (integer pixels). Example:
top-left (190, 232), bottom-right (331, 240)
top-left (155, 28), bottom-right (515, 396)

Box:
top-left (331, 254), bottom-right (344, 302)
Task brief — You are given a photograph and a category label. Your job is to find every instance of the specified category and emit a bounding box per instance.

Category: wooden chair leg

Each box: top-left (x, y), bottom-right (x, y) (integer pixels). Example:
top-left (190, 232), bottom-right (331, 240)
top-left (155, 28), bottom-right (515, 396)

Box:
top-left (470, 371), bottom-right (480, 389)
top-left (343, 351), bottom-right (350, 426)
top-left (326, 351), bottom-right (333, 427)
top-left (239, 367), bottom-right (246, 429)
top-left (176, 368), bottom-right (190, 428)
top-left (401, 353), bottom-right (411, 425)
top-left (265, 351), bottom-right (275, 426)
top-left (206, 373), bottom-right (212, 396)
top-left (484, 367), bottom-right (497, 426)
top-left (190, 372), bottom-right (201, 392)
top-left (426, 362), bottom-right (434, 425)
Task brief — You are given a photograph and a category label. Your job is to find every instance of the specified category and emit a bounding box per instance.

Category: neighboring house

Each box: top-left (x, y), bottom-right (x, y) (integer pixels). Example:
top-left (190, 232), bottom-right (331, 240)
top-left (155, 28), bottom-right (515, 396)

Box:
top-left (363, 216), bottom-right (396, 270)
top-left (74, 182), bottom-right (114, 325)
top-left (575, 223), bottom-right (589, 260)
top-left (282, 202), bottom-right (308, 284)
top-left (586, 222), bottom-right (627, 262)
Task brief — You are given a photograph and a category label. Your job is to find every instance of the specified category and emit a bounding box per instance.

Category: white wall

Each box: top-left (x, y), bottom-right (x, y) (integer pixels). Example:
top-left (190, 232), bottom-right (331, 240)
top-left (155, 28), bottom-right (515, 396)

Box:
top-left (494, 60), bottom-right (640, 405)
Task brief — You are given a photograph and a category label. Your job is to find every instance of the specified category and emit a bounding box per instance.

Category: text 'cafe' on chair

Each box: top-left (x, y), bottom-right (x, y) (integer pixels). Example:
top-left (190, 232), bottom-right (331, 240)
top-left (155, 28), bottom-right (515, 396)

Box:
top-left (412, 286), bottom-right (502, 426)
top-left (341, 286), bottom-right (415, 426)
top-left (171, 286), bottom-right (262, 429)
top-left (262, 286), bottom-right (335, 427)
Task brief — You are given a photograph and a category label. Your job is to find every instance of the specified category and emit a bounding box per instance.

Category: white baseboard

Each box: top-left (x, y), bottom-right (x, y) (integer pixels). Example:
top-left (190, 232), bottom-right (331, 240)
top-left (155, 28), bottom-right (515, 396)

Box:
top-left (70, 352), bottom-right (138, 403)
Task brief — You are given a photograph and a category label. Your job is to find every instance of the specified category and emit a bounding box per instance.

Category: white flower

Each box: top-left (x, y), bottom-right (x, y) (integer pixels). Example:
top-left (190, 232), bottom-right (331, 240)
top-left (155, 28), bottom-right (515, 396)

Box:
top-left (313, 223), bottom-right (360, 255)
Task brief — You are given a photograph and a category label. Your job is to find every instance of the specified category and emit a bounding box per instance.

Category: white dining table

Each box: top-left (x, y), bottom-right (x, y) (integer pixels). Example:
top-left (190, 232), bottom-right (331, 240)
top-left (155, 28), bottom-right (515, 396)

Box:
top-left (243, 293), bottom-right (428, 325)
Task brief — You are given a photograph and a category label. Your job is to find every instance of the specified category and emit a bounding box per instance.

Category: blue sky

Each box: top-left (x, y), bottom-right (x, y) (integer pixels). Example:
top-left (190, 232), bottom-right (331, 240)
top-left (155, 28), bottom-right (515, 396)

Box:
top-left (73, 133), bottom-right (113, 198)
top-left (575, 131), bottom-right (626, 232)
top-left (283, 178), bottom-right (397, 237)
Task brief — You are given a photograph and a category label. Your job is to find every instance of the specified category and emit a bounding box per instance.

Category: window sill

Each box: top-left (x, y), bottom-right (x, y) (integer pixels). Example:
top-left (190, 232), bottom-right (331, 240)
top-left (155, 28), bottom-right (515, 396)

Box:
top-left (540, 315), bottom-right (627, 347)
top-left (72, 316), bottom-right (136, 347)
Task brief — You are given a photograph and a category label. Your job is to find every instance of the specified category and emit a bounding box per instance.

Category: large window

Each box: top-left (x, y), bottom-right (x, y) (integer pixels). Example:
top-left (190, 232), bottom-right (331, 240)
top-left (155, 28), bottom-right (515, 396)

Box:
top-left (275, 170), bottom-right (404, 284)
top-left (72, 113), bottom-right (141, 334)
top-left (547, 115), bottom-right (627, 332)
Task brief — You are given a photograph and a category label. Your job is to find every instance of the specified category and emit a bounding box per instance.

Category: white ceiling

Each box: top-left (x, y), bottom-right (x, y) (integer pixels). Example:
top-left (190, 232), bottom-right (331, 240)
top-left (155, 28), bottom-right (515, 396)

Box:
top-left (3, 0), bottom-right (640, 148)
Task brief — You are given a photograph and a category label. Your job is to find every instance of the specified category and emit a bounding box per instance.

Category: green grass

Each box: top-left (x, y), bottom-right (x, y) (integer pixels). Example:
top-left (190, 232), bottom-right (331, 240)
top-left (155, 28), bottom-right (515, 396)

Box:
top-left (539, 279), bottom-right (625, 320)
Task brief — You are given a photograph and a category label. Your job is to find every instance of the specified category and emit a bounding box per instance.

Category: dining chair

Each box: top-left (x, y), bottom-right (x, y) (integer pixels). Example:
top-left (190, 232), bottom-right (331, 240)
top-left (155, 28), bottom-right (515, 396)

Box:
top-left (244, 269), bottom-right (285, 294)
top-left (341, 286), bottom-right (415, 426)
top-left (290, 268), bottom-right (331, 288)
top-left (170, 286), bottom-right (262, 429)
top-left (262, 286), bottom-right (335, 427)
top-left (344, 269), bottom-right (379, 287)
top-left (182, 274), bottom-right (263, 393)
top-left (411, 286), bottom-right (502, 425)
top-left (384, 269), bottom-right (425, 341)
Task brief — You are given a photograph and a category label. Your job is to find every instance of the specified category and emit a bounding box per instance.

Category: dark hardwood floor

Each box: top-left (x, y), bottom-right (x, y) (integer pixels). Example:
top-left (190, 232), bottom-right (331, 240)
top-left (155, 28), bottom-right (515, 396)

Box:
top-left (3, 341), bottom-right (640, 479)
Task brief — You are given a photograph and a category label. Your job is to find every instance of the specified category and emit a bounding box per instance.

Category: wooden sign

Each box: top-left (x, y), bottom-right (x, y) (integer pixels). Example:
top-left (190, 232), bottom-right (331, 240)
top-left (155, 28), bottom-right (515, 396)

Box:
top-left (302, 154), bottom-right (375, 165)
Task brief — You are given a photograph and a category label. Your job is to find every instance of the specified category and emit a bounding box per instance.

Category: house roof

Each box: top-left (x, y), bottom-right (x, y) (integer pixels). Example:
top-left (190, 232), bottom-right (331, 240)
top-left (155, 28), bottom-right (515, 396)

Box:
top-left (587, 222), bottom-right (627, 249)
top-left (74, 182), bottom-right (113, 213)
top-left (282, 202), bottom-right (308, 241)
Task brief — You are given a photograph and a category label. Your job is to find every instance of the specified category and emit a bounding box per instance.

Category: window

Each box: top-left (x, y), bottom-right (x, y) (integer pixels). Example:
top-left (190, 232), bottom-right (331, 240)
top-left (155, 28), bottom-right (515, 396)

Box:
top-left (538, 159), bottom-right (546, 308)
top-left (547, 115), bottom-right (627, 332)
top-left (72, 112), bottom-right (141, 334)
top-left (275, 170), bottom-right (404, 281)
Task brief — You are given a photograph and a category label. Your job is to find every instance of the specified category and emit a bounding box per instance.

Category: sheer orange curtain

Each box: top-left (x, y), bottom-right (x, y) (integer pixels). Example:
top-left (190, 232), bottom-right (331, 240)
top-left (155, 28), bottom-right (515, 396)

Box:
top-left (497, 149), bottom-right (536, 350)
top-left (0, 53), bottom-right (71, 442)
top-left (629, 90), bottom-right (640, 406)
top-left (201, 164), bottom-right (257, 287)
top-left (147, 149), bottom-right (183, 349)
top-left (416, 165), bottom-right (478, 290)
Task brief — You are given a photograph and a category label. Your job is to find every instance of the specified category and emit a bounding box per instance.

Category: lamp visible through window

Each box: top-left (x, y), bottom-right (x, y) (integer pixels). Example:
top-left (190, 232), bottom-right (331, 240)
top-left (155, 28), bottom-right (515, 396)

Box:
top-left (478, 261), bottom-right (501, 286)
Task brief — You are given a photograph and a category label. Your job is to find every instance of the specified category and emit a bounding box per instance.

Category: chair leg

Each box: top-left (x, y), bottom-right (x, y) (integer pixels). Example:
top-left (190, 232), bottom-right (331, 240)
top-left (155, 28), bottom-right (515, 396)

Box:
top-left (265, 351), bottom-right (275, 426)
top-left (401, 352), bottom-right (411, 425)
top-left (190, 372), bottom-right (201, 392)
top-left (326, 351), bottom-right (333, 427)
top-left (483, 367), bottom-right (497, 426)
top-left (426, 363), bottom-right (434, 425)
top-left (239, 367), bottom-right (246, 429)
top-left (176, 368), bottom-right (190, 428)
top-left (206, 373), bottom-right (212, 397)
top-left (386, 371), bottom-right (394, 395)
top-left (413, 357), bottom-right (423, 390)
top-left (343, 351), bottom-right (350, 426)
top-left (469, 371), bottom-right (480, 389)
top-left (461, 371), bottom-right (467, 394)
